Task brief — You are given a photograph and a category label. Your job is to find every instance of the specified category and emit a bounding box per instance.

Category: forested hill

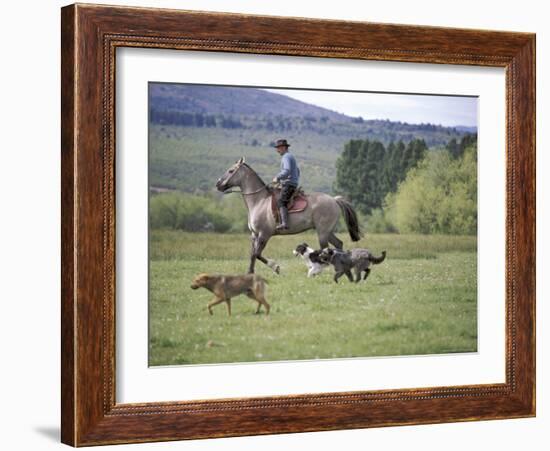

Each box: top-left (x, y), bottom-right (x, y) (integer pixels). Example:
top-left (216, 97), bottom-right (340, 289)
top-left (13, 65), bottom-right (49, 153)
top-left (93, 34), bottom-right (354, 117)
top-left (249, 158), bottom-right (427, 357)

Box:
top-left (148, 83), bottom-right (477, 193)
top-left (150, 83), bottom-right (347, 120)
top-left (149, 83), bottom-right (476, 148)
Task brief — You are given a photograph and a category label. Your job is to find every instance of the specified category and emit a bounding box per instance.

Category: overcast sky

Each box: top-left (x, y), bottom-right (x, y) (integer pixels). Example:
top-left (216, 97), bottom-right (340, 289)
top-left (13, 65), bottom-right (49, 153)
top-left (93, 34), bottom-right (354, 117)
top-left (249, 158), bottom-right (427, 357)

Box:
top-left (265, 88), bottom-right (478, 127)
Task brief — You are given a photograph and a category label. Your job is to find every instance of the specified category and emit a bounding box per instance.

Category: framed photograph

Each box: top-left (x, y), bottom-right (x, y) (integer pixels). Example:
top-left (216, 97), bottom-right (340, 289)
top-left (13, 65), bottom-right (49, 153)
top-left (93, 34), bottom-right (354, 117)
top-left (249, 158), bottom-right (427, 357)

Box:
top-left (61, 3), bottom-right (535, 446)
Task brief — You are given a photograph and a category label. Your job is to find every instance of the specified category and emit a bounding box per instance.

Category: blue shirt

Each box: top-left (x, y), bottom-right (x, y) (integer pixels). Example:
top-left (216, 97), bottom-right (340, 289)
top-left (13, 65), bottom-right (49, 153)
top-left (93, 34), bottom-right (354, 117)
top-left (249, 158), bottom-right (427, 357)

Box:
top-left (276, 152), bottom-right (300, 186)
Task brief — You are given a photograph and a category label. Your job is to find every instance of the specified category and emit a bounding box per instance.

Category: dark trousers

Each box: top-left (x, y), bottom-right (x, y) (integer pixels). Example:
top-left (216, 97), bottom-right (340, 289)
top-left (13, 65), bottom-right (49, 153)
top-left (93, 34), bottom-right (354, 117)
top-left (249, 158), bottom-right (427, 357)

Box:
top-left (277, 183), bottom-right (297, 208)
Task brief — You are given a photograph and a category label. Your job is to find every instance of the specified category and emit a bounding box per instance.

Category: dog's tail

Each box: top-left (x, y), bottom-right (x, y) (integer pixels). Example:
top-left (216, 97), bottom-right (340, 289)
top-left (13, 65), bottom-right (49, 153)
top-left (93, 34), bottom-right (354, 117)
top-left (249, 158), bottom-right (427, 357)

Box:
top-left (370, 251), bottom-right (386, 264)
top-left (335, 196), bottom-right (363, 242)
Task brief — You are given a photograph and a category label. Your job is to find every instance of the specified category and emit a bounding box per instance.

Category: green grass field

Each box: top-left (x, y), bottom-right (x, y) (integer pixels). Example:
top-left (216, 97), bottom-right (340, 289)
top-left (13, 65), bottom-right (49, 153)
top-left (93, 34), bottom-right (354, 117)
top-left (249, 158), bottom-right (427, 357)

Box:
top-left (149, 230), bottom-right (477, 366)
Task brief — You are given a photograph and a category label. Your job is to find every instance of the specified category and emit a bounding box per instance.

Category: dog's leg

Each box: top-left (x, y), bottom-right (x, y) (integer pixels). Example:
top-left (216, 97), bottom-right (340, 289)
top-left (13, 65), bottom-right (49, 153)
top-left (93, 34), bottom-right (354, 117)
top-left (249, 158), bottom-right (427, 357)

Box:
top-left (207, 296), bottom-right (224, 315)
top-left (249, 286), bottom-right (270, 314)
top-left (248, 295), bottom-right (261, 313)
top-left (247, 290), bottom-right (263, 314)
top-left (355, 268), bottom-right (362, 283)
top-left (254, 298), bottom-right (270, 315)
top-left (310, 266), bottom-right (321, 277)
top-left (345, 270), bottom-right (354, 282)
top-left (363, 268), bottom-right (371, 280)
top-left (258, 296), bottom-right (270, 315)
top-left (226, 298), bottom-right (231, 316)
top-left (334, 271), bottom-right (342, 283)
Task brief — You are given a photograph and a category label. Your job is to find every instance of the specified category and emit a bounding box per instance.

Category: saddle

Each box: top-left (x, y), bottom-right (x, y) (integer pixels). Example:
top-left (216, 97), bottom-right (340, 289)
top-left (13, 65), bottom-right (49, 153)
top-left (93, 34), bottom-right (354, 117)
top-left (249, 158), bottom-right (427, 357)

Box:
top-left (270, 186), bottom-right (308, 221)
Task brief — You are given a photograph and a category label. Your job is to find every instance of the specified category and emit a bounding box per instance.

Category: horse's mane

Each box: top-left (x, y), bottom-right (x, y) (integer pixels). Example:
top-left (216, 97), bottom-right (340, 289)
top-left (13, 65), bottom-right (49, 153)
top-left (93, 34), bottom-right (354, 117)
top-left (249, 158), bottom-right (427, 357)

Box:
top-left (241, 162), bottom-right (271, 191)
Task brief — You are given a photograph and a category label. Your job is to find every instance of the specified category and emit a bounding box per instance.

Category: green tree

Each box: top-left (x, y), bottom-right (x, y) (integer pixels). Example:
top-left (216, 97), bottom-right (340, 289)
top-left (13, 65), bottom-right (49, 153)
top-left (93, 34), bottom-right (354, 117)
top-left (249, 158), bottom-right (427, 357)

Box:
top-left (391, 141), bottom-right (406, 191)
top-left (335, 139), bottom-right (388, 214)
top-left (335, 139), bottom-right (364, 208)
top-left (381, 141), bottom-right (396, 195)
top-left (385, 143), bottom-right (477, 235)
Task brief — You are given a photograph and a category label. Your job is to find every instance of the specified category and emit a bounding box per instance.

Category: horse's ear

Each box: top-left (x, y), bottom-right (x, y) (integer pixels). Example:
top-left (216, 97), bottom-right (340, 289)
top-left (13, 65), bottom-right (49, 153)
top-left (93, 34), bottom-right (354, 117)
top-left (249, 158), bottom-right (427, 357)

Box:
top-left (235, 157), bottom-right (244, 166)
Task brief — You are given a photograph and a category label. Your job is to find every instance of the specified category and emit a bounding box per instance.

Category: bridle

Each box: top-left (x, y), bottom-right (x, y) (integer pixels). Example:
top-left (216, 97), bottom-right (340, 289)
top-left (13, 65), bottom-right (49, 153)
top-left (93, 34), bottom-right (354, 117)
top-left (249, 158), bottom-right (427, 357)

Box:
top-left (220, 162), bottom-right (269, 195)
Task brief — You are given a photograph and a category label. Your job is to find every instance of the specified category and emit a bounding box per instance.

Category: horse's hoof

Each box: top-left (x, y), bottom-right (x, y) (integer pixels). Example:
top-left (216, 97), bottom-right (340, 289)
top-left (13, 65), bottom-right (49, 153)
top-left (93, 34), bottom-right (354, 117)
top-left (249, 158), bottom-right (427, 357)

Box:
top-left (266, 259), bottom-right (280, 274)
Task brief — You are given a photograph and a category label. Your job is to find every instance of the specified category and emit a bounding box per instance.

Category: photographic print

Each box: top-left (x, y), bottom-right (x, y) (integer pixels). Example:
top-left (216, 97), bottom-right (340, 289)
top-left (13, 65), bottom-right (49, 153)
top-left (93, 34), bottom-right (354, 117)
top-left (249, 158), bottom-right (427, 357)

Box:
top-left (148, 83), bottom-right (478, 366)
top-left (61, 6), bottom-right (535, 444)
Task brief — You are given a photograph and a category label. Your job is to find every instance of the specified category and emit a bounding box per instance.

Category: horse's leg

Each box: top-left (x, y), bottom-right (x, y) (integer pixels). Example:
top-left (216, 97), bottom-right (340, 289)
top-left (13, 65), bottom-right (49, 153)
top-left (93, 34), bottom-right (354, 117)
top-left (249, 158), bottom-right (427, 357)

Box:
top-left (313, 203), bottom-right (341, 249)
top-left (251, 233), bottom-right (280, 274)
top-left (328, 232), bottom-right (344, 250)
top-left (318, 230), bottom-right (342, 250)
top-left (248, 233), bottom-right (258, 274)
top-left (257, 254), bottom-right (279, 273)
top-left (317, 232), bottom-right (330, 250)
top-left (255, 235), bottom-right (280, 274)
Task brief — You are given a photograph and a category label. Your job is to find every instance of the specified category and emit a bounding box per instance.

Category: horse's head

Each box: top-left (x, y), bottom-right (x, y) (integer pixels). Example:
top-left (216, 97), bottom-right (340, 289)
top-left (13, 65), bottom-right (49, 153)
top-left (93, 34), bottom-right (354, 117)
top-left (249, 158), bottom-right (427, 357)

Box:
top-left (216, 157), bottom-right (247, 192)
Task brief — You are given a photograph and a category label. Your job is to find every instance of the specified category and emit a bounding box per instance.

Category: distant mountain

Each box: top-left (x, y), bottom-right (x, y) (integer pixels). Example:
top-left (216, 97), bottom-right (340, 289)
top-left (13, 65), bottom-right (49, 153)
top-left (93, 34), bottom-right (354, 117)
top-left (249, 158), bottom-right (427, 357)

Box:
top-left (149, 84), bottom-right (474, 147)
top-left (148, 83), bottom-right (477, 193)
top-left (455, 125), bottom-right (478, 133)
top-left (149, 83), bottom-right (348, 120)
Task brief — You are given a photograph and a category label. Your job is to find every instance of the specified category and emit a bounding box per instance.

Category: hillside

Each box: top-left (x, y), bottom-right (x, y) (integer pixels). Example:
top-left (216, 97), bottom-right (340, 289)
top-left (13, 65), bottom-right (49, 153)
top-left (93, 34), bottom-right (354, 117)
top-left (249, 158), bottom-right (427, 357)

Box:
top-left (149, 83), bottom-right (348, 120)
top-left (149, 83), bottom-right (476, 193)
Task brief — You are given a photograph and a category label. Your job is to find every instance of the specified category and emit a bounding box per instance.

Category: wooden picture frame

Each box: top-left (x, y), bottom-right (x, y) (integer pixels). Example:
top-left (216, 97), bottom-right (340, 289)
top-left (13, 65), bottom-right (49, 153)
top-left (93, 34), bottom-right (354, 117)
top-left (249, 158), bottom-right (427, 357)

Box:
top-left (61, 3), bottom-right (535, 446)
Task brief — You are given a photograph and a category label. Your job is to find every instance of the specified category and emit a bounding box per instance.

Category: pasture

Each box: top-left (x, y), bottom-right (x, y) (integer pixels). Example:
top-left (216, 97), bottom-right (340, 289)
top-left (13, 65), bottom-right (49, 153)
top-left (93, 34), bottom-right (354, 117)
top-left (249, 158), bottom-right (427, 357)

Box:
top-left (149, 230), bottom-right (477, 366)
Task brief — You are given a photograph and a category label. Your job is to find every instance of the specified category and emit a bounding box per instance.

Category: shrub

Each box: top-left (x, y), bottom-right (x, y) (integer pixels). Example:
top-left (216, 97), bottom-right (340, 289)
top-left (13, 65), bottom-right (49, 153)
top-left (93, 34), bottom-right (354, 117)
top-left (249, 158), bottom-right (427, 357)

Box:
top-left (367, 208), bottom-right (397, 233)
top-left (149, 192), bottom-right (235, 233)
top-left (384, 145), bottom-right (477, 235)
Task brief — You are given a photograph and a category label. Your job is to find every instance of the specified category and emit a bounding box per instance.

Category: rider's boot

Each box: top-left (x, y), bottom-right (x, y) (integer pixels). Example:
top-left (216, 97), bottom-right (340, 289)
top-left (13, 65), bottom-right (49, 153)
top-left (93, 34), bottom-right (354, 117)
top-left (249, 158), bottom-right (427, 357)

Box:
top-left (276, 206), bottom-right (289, 230)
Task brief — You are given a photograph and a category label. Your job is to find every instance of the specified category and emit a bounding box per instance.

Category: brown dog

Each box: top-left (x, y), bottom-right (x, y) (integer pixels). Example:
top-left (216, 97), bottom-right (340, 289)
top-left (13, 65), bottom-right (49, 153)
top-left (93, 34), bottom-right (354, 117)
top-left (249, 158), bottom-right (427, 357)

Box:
top-left (190, 273), bottom-right (270, 316)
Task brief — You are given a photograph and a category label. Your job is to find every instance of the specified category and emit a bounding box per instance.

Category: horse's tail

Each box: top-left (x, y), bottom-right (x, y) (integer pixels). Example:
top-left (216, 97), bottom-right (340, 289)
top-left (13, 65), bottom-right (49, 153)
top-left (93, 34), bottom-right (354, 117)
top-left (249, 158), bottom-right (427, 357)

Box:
top-left (335, 196), bottom-right (363, 242)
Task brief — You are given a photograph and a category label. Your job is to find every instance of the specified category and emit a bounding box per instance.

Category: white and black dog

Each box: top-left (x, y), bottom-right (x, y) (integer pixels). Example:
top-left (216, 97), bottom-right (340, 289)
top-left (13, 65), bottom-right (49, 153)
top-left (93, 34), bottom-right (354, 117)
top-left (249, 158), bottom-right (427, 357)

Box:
top-left (293, 242), bottom-right (330, 277)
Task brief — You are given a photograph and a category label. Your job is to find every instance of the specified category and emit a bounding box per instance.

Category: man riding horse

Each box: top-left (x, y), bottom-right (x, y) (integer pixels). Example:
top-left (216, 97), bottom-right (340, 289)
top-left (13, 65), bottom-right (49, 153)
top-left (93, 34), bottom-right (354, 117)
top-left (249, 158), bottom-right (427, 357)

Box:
top-left (272, 139), bottom-right (300, 231)
top-left (215, 154), bottom-right (362, 274)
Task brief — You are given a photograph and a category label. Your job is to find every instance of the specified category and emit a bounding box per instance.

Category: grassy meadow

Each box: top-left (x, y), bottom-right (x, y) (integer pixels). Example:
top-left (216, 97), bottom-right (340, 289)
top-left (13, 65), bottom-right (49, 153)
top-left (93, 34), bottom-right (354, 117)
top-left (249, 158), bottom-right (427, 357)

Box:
top-left (149, 230), bottom-right (477, 366)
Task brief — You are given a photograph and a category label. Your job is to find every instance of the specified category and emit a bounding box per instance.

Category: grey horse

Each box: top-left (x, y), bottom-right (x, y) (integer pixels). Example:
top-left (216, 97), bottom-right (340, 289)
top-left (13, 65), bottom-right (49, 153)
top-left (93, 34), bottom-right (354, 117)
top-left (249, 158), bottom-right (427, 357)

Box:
top-left (215, 157), bottom-right (362, 274)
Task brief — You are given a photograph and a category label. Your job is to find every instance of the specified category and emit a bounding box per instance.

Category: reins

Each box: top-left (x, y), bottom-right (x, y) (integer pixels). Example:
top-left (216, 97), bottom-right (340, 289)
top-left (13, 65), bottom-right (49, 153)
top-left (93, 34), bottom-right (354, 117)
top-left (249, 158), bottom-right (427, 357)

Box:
top-left (222, 185), bottom-right (268, 195)
top-left (221, 162), bottom-right (269, 196)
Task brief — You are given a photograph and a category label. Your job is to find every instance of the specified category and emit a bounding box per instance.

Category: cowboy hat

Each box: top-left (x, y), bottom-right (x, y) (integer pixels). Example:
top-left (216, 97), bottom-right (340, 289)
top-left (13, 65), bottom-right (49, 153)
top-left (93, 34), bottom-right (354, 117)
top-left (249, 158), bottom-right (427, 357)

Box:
top-left (273, 139), bottom-right (290, 148)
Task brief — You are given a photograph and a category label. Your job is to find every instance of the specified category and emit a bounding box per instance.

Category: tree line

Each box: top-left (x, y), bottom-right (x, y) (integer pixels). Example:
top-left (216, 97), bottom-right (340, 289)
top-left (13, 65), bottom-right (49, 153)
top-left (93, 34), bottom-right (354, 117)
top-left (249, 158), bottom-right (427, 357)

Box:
top-left (150, 106), bottom-right (472, 148)
top-left (334, 138), bottom-right (428, 215)
top-left (150, 109), bottom-right (243, 129)
top-left (335, 135), bottom-right (477, 235)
